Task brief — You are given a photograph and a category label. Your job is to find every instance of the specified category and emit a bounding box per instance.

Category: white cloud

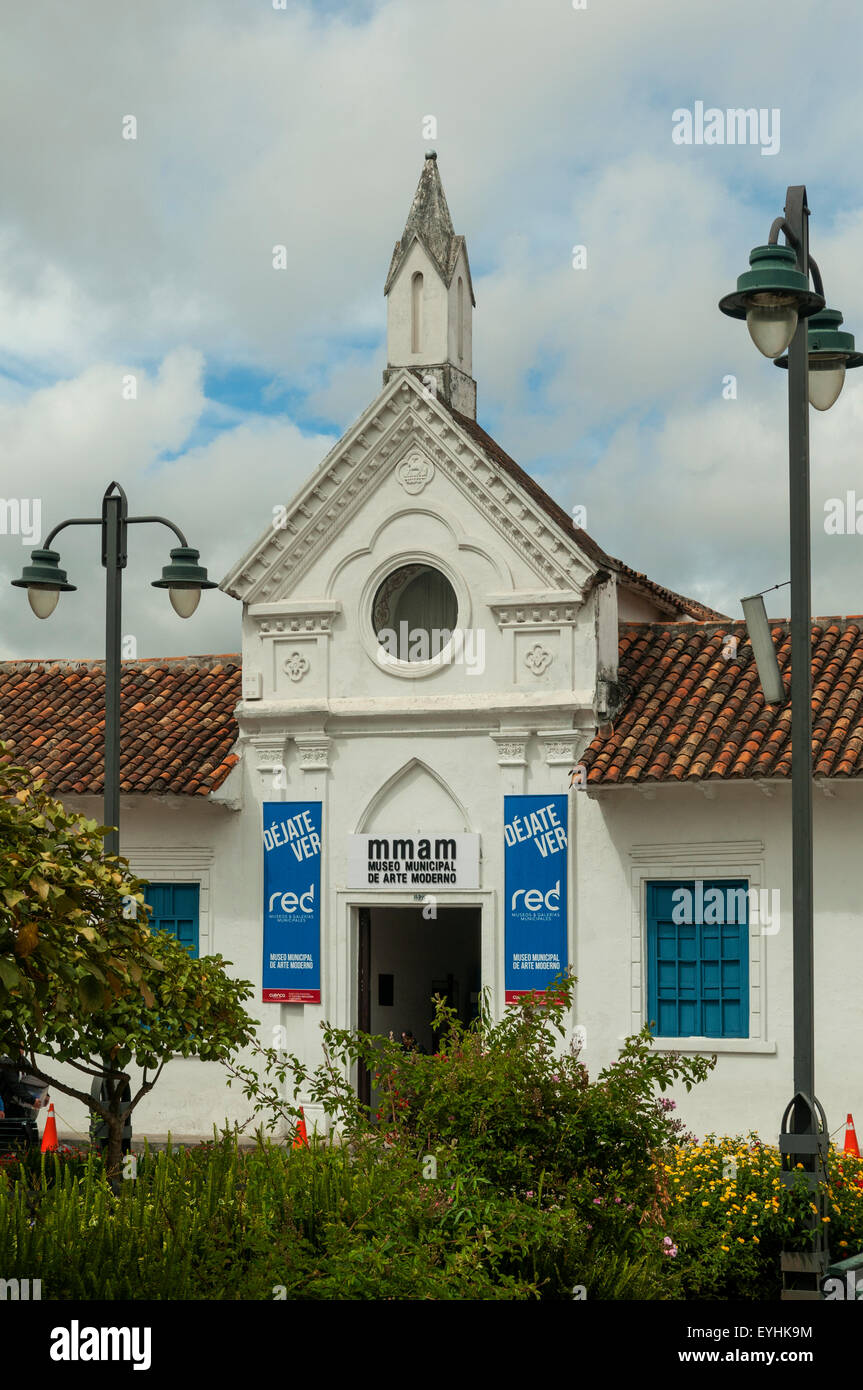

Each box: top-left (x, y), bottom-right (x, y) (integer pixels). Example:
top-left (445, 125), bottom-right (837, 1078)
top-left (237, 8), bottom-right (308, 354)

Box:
top-left (0, 352), bottom-right (335, 659)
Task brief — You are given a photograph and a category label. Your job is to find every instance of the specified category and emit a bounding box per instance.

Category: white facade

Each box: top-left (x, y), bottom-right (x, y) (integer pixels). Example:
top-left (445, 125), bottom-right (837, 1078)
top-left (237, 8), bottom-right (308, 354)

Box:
top-left (44, 160), bottom-right (863, 1148)
top-left (51, 758), bottom-right (863, 1146)
top-left (217, 364), bottom-right (609, 1135)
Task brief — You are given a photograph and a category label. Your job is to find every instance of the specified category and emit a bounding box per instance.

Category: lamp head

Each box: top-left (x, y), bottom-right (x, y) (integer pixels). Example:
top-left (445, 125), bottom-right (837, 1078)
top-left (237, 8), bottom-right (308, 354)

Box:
top-left (10, 548), bottom-right (76, 619)
top-left (719, 244), bottom-right (824, 358)
top-left (151, 546), bottom-right (218, 619)
top-left (774, 306), bottom-right (863, 409)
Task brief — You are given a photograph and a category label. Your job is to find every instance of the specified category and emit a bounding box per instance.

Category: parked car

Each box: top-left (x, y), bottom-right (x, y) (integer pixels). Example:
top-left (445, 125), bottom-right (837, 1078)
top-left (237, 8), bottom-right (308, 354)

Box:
top-left (0, 1055), bottom-right (49, 1153)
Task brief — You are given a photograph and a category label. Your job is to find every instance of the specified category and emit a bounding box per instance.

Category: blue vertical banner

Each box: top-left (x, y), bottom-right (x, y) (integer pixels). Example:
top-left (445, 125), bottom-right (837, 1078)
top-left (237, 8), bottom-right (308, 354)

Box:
top-left (262, 801), bottom-right (322, 1004)
top-left (504, 794), bottom-right (568, 1003)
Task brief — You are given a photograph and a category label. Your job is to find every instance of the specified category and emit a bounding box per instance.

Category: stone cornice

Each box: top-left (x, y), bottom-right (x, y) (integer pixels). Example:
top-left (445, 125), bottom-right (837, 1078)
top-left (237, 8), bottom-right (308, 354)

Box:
top-left (487, 593), bottom-right (584, 627)
top-left (248, 600), bottom-right (341, 636)
top-left (235, 694), bottom-right (596, 749)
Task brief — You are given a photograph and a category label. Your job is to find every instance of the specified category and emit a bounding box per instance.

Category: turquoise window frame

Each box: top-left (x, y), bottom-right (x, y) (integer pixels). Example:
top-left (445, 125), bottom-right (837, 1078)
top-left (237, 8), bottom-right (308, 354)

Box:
top-left (143, 882), bottom-right (200, 959)
top-left (646, 879), bottom-right (749, 1039)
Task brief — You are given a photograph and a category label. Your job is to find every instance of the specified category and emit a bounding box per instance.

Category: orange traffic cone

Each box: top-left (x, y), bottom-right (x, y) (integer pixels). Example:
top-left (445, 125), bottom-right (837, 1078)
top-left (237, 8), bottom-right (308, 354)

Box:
top-left (292, 1107), bottom-right (308, 1149)
top-left (40, 1102), bottom-right (58, 1153)
top-left (843, 1114), bottom-right (860, 1159)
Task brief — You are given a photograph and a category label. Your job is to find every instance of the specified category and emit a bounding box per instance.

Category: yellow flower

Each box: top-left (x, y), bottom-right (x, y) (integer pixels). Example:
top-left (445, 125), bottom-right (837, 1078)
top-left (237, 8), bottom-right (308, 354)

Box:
top-left (753, 1236), bottom-right (760, 1244)
top-left (702, 1201), bottom-right (710, 1208)
top-left (839, 1241), bottom-right (849, 1249)
top-left (737, 1237), bottom-right (745, 1244)
top-left (721, 1245), bottom-right (730, 1252)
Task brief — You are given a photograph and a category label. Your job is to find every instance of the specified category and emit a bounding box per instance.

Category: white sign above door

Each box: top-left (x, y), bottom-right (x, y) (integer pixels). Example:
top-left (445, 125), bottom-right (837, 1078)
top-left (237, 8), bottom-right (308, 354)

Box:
top-left (347, 833), bottom-right (480, 889)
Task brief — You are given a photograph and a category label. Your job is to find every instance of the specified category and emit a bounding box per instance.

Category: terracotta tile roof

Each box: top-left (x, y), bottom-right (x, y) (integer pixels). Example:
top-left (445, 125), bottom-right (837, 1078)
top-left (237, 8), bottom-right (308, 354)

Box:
top-left (607, 561), bottom-right (725, 624)
top-left (441, 399), bottom-right (725, 622)
top-left (581, 618), bottom-right (863, 785)
top-left (0, 656), bottom-right (242, 796)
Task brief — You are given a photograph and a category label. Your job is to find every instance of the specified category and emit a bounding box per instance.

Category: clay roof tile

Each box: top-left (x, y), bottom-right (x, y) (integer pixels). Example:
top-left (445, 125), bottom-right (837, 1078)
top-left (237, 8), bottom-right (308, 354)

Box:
top-left (0, 655), bottom-right (242, 796)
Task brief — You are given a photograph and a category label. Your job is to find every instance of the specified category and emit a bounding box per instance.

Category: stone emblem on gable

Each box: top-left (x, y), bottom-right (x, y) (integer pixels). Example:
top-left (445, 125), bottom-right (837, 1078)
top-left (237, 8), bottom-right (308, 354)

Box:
top-left (396, 451), bottom-right (435, 495)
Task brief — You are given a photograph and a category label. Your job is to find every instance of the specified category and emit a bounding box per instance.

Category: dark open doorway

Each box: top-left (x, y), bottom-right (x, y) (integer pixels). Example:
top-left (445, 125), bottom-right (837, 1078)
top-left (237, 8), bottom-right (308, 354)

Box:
top-left (356, 904), bottom-right (481, 1110)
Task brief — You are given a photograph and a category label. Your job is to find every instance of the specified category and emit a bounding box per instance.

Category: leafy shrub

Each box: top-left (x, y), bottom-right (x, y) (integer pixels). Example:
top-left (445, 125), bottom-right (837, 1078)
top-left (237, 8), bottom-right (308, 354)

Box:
top-left (344, 983), bottom-right (711, 1212)
top-left (222, 975), bottom-right (711, 1297)
top-left (230, 978), bottom-right (711, 1194)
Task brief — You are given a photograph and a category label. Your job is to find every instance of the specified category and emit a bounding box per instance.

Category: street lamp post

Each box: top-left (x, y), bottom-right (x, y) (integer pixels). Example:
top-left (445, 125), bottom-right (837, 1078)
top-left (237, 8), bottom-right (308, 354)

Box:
top-left (720, 186), bottom-right (863, 1298)
top-left (11, 480), bottom-right (218, 858)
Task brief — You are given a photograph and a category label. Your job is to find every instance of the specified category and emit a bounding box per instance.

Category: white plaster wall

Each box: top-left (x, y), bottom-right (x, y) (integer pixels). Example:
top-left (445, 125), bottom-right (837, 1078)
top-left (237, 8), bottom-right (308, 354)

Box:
top-left (44, 761), bottom-right (863, 1150)
top-left (618, 588), bottom-right (681, 621)
top-left (573, 780), bottom-right (863, 1144)
top-left (446, 247), bottom-right (472, 374)
top-left (252, 725), bottom-right (577, 1135)
top-left (387, 242), bottom-right (449, 366)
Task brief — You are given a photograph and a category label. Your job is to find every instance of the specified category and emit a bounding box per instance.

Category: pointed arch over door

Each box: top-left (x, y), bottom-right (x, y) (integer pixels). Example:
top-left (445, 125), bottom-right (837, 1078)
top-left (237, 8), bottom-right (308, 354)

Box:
top-left (354, 757), bottom-right (473, 835)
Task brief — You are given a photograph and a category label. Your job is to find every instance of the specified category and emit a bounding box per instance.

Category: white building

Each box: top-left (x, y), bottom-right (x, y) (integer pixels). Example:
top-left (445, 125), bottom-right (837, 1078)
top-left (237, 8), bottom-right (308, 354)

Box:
top-left (9, 154), bottom-right (863, 1144)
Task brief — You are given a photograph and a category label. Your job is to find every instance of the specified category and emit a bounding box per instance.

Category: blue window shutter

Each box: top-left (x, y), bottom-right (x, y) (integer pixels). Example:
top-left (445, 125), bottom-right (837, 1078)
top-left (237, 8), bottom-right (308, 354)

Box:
top-left (646, 880), bottom-right (748, 1038)
top-left (143, 882), bottom-right (200, 959)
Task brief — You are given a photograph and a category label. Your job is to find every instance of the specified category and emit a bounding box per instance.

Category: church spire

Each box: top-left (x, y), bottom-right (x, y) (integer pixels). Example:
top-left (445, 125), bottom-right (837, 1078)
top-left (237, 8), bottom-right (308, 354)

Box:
top-left (383, 152), bottom-right (477, 418)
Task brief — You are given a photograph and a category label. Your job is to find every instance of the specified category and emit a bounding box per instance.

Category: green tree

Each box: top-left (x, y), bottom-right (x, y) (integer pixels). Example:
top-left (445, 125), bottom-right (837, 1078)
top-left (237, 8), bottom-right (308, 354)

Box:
top-left (0, 745), bottom-right (256, 1173)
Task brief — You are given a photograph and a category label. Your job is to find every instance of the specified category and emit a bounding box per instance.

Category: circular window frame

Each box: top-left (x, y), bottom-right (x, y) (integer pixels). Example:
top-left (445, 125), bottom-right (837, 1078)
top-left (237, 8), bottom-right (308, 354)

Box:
top-left (360, 552), bottom-right (470, 680)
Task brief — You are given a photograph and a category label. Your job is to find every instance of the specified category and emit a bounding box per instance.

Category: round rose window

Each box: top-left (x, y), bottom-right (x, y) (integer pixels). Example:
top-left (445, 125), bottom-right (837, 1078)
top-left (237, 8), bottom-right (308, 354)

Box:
top-left (373, 563), bottom-right (458, 662)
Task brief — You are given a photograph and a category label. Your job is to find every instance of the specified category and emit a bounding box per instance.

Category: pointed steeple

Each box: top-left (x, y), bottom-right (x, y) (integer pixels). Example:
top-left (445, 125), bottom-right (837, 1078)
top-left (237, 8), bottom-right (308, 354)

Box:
top-left (383, 152), bottom-right (477, 418)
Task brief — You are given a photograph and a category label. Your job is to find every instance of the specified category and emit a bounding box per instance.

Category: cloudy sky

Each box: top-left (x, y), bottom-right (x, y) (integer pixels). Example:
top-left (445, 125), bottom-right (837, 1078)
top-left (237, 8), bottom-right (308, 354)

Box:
top-left (1, 0), bottom-right (862, 660)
